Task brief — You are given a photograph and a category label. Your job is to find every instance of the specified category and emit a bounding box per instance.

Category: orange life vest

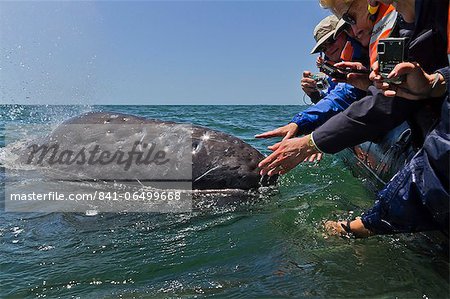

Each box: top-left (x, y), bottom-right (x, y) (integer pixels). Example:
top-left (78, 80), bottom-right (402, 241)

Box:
top-left (369, 4), bottom-right (398, 66)
top-left (341, 41), bottom-right (354, 62)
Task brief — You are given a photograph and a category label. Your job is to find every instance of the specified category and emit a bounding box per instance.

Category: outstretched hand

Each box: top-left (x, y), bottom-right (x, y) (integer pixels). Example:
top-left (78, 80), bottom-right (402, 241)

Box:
top-left (255, 123), bottom-right (299, 141)
top-left (258, 135), bottom-right (319, 176)
top-left (304, 152), bottom-right (323, 163)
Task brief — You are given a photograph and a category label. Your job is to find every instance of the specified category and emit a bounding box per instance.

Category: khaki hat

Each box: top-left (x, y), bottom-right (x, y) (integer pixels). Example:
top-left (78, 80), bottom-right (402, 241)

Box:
top-left (310, 15), bottom-right (346, 54)
top-left (333, 19), bottom-right (348, 39)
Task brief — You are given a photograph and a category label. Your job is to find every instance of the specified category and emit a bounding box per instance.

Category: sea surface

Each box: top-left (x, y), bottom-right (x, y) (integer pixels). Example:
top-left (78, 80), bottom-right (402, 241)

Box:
top-left (0, 105), bottom-right (448, 298)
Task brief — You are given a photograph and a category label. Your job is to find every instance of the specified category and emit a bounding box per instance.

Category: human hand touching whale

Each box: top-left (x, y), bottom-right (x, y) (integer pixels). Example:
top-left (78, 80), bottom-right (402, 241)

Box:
top-left (258, 134), bottom-right (320, 176)
top-left (255, 123), bottom-right (299, 141)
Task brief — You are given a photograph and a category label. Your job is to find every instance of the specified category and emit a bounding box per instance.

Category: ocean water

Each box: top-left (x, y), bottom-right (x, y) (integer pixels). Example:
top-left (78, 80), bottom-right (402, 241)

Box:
top-left (0, 105), bottom-right (448, 298)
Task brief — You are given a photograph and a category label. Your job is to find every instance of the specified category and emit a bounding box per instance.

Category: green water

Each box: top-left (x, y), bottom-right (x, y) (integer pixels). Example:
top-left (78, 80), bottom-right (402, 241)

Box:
top-left (0, 105), bottom-right (448, 298)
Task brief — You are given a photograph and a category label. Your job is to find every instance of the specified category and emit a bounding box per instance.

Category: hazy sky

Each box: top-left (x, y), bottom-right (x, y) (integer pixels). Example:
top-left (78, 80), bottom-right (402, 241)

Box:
top-left (0, 1), bottom-right (330, 105)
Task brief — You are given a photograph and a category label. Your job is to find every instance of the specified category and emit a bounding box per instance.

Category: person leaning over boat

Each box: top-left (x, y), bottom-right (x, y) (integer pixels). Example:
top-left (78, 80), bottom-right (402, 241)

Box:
top-left (324, 0), bottom-right (450, 237)
top-left (299, 16), bottom-right (345, 104)
top-left (258, 0), bottom-right (450, 237)
top-left (325, 63), bottom-right (450, 237)
top-left (312, 0), bottom-right (449, 153)
top-left (258, 0), bottom-right (448, 176)
top-left (300, 16), bottom-right (368, 104)
top-left (255, 15), bottom-right (367, 162)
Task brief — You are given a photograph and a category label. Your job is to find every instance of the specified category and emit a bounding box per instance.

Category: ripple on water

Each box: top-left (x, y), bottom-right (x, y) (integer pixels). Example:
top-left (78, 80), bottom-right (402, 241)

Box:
top-left (0, 105), bottom-right (448, 298)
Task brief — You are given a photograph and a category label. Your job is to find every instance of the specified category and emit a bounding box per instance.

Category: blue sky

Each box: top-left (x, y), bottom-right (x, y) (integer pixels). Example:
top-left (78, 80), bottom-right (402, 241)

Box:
top-left (0, 1), bottom-right (330, 105)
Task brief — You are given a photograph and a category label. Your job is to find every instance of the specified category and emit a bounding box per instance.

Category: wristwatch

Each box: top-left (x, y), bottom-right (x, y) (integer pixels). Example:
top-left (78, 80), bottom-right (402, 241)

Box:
top-left (307, 133), bottom-right (322, 153)
top-left (307, 133), bottom-right (315, 149)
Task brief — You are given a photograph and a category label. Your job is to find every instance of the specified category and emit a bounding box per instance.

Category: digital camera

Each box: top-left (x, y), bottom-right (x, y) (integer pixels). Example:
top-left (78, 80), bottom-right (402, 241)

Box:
top-left (377, 37), bottom-right (408, 84)
top-left (319, 62), bottom-right (348, 80)
top-left (310, 72), bottom-right (329, 91)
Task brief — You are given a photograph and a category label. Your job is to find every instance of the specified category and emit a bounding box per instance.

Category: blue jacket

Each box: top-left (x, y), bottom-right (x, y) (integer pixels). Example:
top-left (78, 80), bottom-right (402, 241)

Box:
top-left (310, 38), bottom-right (367, 103)
top-left (291, 83), bottom-right (366, 135)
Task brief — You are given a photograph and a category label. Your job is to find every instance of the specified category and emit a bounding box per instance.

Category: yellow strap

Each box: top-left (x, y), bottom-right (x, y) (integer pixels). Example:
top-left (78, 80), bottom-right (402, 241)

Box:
top-left (368, 4), bottom-right (379, 15)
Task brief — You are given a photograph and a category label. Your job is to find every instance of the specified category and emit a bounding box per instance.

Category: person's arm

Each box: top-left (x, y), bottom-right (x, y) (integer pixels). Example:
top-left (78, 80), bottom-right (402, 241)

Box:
top-left (291, 83), bottom-right (366, 135)
top-left (325, 66), bottom-right (450, 238)
top-left (309, 91), bottom-right (323, 104)
top-left (254, 83), bottom-right (363, 142)
top-left (311, 86), bottom-right (419, 154)
top-left (422, 66), bottom-right (450, 191)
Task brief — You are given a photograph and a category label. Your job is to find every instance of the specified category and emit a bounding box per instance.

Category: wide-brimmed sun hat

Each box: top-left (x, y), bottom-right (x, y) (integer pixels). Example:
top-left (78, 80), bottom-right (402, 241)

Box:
top-left (310, 15), bottom-right (346, 54)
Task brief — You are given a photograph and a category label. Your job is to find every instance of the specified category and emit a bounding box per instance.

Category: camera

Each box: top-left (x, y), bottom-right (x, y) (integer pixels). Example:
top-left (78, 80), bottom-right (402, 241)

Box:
top-left (319, 62), bottom-right (348, 80)
top-left (310, 72), bottom-right (329, 91)
top-left (316, 79), bottom-right (326, 90)
top-left (377, 37), bottom-right (408, 84)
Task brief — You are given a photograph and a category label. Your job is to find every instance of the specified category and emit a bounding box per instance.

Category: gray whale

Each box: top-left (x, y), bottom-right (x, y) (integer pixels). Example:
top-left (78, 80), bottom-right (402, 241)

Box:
top-left (20, 112), bottom-right (276, 190)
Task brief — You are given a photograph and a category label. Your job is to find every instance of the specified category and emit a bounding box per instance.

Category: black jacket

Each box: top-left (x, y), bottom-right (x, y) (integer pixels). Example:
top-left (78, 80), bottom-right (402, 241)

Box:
top-left (313, 0), bottom-right (449, 154)
top-left (361, 66), bottom-right (449, 235)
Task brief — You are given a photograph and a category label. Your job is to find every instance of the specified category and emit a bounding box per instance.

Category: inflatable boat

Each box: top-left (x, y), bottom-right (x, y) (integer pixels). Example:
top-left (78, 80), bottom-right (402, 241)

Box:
top-left (341, 122), bottom-right (450, 246)
top-left (338, 122), bottom-right (415, 192)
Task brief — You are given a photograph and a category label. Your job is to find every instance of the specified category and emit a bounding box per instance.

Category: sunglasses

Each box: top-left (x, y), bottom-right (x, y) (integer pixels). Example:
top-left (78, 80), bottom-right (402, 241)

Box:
top-left (341, 1), bottom-right (357, 25)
